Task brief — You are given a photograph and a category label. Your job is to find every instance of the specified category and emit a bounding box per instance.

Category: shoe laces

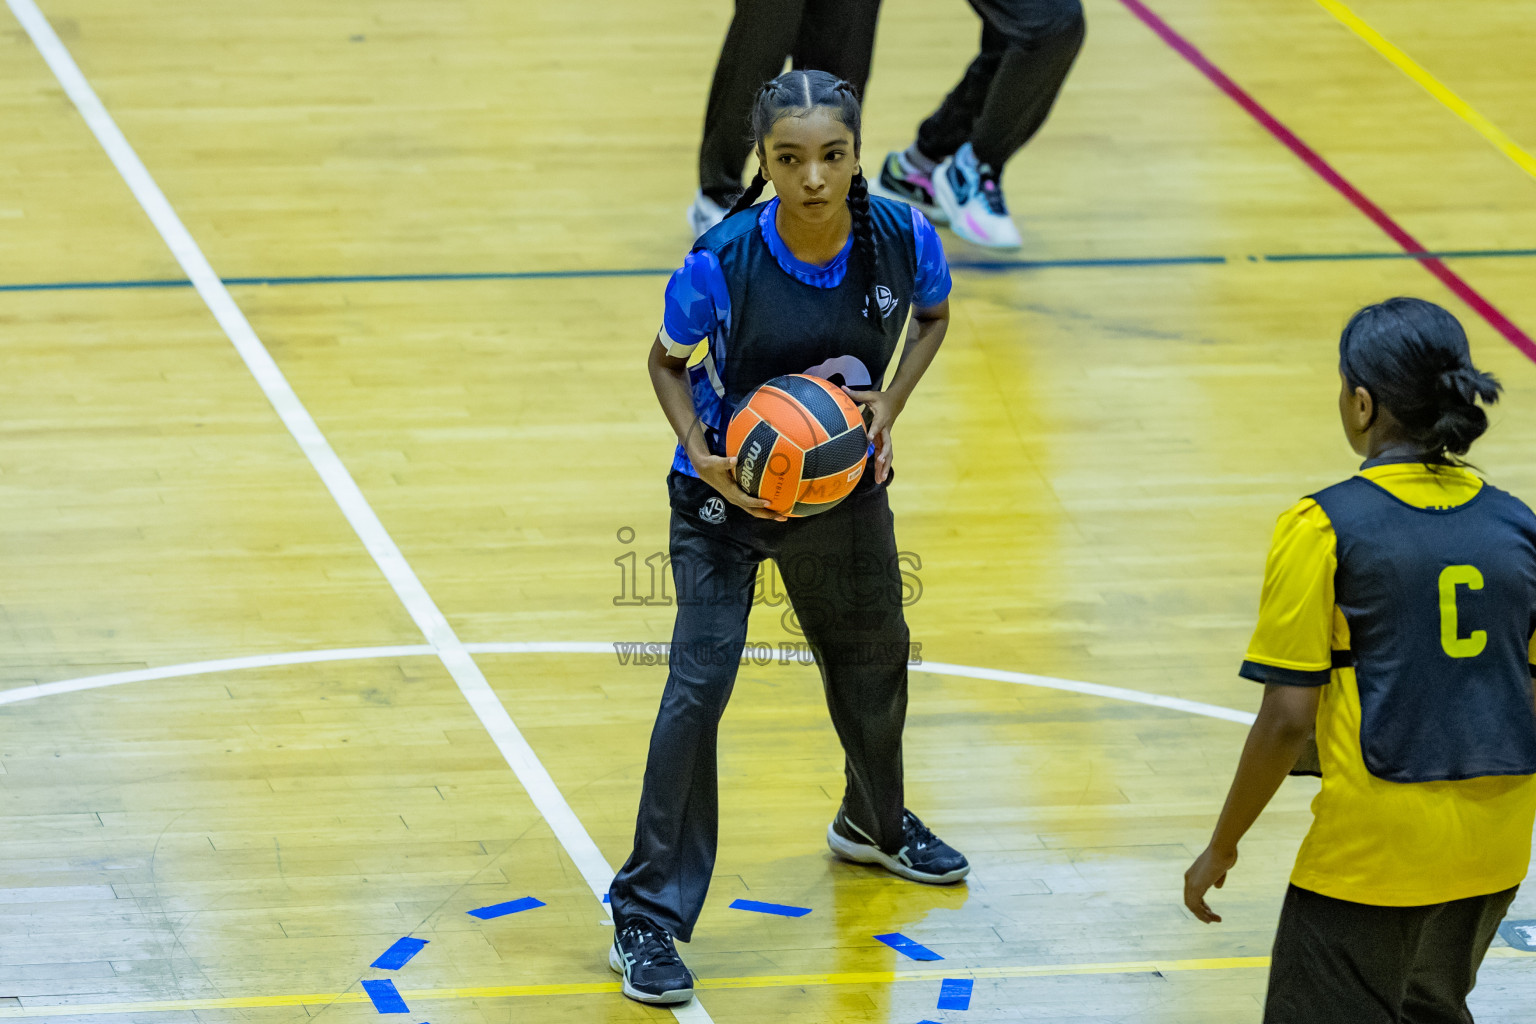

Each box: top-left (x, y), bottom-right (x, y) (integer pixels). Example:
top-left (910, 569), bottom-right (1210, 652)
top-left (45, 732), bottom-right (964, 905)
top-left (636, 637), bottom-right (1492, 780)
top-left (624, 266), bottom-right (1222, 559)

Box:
top-left (621, 922), bottom-right (684, 970)
top-left (977, 165), bottom-right (1008, 216)
top-left (902, 810), bottom-right (938, 849)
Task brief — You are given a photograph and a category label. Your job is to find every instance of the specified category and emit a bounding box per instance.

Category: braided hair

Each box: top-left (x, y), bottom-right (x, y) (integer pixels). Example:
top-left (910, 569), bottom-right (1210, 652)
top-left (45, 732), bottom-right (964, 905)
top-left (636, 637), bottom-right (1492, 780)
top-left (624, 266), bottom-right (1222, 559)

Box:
top-left (725, 69), bottom-right (883, 328)
top-left (1339, 297), bottom-right (1502, 463)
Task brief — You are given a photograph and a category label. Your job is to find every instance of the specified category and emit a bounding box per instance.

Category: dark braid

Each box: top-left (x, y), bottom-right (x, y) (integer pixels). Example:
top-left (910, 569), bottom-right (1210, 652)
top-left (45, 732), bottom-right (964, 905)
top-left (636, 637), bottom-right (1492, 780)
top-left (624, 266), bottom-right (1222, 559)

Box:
top-left (847, 171), bottom-right (880, 327)
top-left (726, 168), bottom-right (768, 218)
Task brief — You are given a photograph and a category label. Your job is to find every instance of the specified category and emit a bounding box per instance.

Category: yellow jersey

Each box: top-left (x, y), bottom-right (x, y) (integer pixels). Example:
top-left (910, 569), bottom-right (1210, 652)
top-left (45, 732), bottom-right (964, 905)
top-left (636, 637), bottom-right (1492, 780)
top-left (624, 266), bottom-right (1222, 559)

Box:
top-left (1241, 462), bottom-right (1536, 906)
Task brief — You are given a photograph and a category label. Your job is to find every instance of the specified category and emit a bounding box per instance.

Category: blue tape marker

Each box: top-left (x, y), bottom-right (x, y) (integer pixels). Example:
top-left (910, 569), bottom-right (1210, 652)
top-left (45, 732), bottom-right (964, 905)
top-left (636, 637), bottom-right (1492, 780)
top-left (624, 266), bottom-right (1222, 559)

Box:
top-left (1500, 919), bottom-right (1536, 952)
top-left (467, 896), bottom-right (545, 920)
top-left (729, 899), bottom-right (812, 917)
top-left (937, 978), bottom-right (973, 1010)
top-left (371, 936), bottom-right (428, 970)
top-left (361, 978), bottom-right (410, 1014)
top-left (602, 894), bottom-right (610, 903)
top-left (873, 933), bottom-right (943, 961)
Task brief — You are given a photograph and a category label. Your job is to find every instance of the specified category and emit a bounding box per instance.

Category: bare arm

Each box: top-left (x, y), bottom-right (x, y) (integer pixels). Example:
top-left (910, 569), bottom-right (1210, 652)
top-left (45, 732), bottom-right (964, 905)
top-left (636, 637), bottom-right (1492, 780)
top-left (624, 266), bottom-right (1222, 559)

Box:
top-left (843, 299), bottom-right (950, 482)
top-left (1184, 682), bottom-right (1321, 923)
top-left (646, 337), bottom-right (780, 520)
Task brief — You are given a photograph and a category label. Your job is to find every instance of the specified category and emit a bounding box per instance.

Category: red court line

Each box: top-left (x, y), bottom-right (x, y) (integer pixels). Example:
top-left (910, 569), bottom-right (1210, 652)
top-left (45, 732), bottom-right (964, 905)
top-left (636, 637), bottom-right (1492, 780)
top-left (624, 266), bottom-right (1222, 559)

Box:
top-left (1116, 0), bottom-right (1536, 364)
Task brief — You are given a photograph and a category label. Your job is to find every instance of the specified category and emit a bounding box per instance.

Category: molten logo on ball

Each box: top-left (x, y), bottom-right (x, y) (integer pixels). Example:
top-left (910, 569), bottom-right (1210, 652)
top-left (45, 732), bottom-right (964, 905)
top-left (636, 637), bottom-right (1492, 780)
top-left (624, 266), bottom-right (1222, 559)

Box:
top-left (738, 439), bottom-right (763, 492)
top-left (725, 374), bottom-right (868, 518)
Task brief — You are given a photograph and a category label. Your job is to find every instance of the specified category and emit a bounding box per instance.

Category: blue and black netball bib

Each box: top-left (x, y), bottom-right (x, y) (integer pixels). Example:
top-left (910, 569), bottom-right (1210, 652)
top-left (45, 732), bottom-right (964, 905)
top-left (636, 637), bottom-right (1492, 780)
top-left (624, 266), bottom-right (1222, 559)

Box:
top-left (1312, 475), bottom-right (1536, 783)
top-left (657, 196), bottom-right (950, 478)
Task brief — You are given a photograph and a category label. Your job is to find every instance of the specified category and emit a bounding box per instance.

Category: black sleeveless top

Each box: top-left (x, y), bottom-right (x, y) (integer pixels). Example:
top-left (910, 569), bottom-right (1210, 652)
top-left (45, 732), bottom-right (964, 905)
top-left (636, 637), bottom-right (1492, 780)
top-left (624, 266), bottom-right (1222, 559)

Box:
top-left (1312, 475), bottom-right (1536, 782)
top-left (692, 196), bottom-right (917, 442)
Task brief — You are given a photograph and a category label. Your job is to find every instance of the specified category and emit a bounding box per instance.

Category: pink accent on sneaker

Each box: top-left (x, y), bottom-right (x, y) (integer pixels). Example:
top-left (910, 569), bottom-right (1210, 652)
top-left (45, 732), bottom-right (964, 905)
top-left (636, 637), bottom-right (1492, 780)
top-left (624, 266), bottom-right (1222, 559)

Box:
top-left (963, 212), bottom-right (989, 239)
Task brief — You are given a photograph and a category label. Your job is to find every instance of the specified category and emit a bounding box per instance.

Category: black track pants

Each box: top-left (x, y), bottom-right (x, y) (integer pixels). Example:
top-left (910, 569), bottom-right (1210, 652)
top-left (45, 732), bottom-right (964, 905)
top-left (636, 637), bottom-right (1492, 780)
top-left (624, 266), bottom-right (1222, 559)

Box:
top-left (915, 0), bottom-right (1085, 169)
top-left (1264, 883), bottom-right (1518, 1024)
top-left (609, 473), bottom-right (911, 940)
top-left (698, 0), bottom-right (883, 205)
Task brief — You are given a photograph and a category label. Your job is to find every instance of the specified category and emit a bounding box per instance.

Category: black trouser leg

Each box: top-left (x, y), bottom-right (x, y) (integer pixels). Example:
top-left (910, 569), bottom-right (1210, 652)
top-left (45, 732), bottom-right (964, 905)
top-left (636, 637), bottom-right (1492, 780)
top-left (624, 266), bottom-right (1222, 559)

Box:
top-left (1263, 884), bottom-right (1519, 1024)
top-left (915, 0), bottom-right (1085, 167)
top-left (792, 0), bottom-right (883, 95)
top-left (608, 510), bottom-right (760, 941)
top-left (1265, 885), bottom-right (1415, 1024)
top-left (774, 487), bottom-right (909, 851)
top-left (699, 0), bottom-right (806, 205)
top-left (1399, 886), bottom-right (1518, 1024)
top-left (698, 0), bottom-right (882, 205)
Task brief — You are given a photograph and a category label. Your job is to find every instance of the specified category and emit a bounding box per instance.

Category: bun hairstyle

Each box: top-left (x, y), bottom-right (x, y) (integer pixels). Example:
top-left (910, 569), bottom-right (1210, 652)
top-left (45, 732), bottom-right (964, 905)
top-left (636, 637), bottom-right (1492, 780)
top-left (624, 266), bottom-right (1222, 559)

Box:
top-left (725, 69), bottom-right (881, 328)
top-left (1339, 297), bottom-right (1502, 461)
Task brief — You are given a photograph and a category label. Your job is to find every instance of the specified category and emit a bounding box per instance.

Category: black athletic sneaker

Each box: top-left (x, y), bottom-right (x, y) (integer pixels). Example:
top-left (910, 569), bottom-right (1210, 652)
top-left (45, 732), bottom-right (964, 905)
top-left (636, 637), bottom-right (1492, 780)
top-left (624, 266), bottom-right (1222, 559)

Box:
top-left (868, 150), bottom-right (948, 225)
top-left (609, 918), bottom-right (694, 1005)
top-left (826, 808), bottom-right (970, 883)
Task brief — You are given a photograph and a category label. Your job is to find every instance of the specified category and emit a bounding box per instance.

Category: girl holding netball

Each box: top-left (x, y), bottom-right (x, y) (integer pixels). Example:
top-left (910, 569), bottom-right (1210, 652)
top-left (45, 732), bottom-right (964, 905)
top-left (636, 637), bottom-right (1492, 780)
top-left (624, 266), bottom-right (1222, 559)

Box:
top-left (1184, 298), bottom-right (1536, 1023)
top-left (606, 70), bottom-right (967, 1005)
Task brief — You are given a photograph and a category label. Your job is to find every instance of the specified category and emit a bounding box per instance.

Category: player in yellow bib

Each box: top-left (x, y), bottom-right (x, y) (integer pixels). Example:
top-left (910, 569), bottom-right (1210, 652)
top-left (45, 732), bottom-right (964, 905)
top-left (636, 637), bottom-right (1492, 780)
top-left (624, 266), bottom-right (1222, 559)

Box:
top-left (1184, 298), bottom-right (1536, 1023)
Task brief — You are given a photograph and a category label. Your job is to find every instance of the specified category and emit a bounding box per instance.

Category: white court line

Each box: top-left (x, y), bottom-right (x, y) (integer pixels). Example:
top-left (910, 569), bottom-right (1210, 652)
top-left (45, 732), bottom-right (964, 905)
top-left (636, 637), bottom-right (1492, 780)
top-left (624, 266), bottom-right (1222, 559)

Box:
top-left (1, 643), bottom-right (1257, 727)
top-left (0, 646), bottom-right (435, 708)
top-left (0, 4), bottom-right (727, 1019)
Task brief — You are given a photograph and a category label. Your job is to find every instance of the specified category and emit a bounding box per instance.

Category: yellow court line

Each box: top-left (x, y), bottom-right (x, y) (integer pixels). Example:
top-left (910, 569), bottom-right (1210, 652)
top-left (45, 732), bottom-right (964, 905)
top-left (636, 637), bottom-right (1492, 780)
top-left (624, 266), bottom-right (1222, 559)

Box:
top-left (3, 951), bottom-right (1527, 1017)
top-left (1314, 0), bottom-right (1536, 181)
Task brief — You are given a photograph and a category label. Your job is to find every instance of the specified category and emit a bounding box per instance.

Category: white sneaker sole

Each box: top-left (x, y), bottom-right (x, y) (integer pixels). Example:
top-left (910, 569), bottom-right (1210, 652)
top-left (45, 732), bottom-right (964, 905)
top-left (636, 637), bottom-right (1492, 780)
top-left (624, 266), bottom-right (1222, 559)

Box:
top-left (609, 944), bottom-right (694, 1004)
top-left (932, 160), bottom-right (1022, 251)
top-left (826, 823), bottom-right (971, 884)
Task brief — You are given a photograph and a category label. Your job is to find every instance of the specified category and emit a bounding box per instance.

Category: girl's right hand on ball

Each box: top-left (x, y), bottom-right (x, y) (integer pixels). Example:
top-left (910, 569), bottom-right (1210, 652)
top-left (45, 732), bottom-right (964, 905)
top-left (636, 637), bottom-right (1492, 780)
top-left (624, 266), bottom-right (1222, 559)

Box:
top-left (695, 454), bottom-right (786, 521)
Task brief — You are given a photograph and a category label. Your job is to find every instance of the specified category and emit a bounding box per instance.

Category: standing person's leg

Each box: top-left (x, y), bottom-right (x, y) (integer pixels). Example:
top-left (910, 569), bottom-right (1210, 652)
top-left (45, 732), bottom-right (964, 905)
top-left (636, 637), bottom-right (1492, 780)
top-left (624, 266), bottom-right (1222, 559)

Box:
top-left (878, 0), bottom-right (1085, 249)
top-left (791, 0), bottom-right (884, 98)
top-left (1399, 885), bottom-right (1519, 1024)
top-left (1263, 885), bottom-right (1420, 1024)
top-left (928, 0), bottom-right (1084, 248)
top-left (692, 0), bottom-right (807, 236)
top-left (774, 487), bottom-right (968, 882)
top-left (870, 27), bottom-right (1005, 224)
top-left (912, 26), bottom-right (1008, 170)
top-left (962, 0), bottom-right (1085, 170)
top-left (608, 500), bottom-right (762, 1003)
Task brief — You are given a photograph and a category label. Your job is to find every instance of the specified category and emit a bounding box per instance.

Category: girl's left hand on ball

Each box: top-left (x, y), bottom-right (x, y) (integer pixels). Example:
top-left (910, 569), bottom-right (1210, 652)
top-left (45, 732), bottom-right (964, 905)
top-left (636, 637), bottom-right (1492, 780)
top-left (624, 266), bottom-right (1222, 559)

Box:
top-left (842, 386), bottom-right (903, 483)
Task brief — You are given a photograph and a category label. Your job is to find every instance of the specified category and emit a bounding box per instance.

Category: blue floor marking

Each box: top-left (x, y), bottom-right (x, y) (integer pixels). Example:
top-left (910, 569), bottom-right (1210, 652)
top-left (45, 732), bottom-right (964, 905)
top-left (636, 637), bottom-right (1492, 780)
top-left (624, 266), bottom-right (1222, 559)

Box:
top-left (953, 254), bottom-right (1224, 270)
top-left (1263, 247), bottom-right (1536, 263)
top-left (361, 978), bottom-right (410, 1014)
top-left (467, 896), bottom-right (545, 920)
top-left (371, 936), bottom-right (428, 970)
top-left (0, 277), bottom-right (191, 292)
top-left (4, 246), bottom-right (1534, 295)
top-left (937, 978), bottom-right (974, 1010)
top-left (729, 899), bottom-right (813, 917)
top-left (874, 932), bottom-right (943, 961)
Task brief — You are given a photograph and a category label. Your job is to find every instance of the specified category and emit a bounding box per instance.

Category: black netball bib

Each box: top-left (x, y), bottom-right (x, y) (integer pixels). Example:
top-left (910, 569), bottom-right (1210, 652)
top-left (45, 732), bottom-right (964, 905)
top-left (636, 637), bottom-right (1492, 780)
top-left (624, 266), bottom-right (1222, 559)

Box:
top-left (695, 197), bottom-right (916, 415)
top-left (1312, 475), bottom-right (1536, 783)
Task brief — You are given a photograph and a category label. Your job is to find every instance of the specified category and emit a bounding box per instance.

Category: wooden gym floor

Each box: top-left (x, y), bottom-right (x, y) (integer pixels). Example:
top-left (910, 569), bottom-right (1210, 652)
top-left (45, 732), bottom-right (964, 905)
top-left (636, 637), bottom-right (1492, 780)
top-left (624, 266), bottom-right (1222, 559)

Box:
top-left (1, 0), bottom-right (1534, 1021)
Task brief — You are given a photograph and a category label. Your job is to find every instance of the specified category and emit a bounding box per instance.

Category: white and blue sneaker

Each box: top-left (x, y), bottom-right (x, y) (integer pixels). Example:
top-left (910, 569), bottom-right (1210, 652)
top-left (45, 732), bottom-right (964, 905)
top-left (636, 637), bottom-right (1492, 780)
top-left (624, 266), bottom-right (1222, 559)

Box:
top-left (687, 191), bottom-right (731, 239)
top-left (933, 142), bottom-right (1022, 250)
top-left (869, 150), bottom-right (948, 226)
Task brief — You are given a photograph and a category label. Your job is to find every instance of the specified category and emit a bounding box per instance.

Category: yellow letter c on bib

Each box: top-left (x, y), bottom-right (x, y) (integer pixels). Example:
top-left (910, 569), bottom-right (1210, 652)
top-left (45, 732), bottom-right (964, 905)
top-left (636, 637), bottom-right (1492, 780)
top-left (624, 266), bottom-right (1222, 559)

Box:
top-left (1438, 565), bottom-right (1487, 659)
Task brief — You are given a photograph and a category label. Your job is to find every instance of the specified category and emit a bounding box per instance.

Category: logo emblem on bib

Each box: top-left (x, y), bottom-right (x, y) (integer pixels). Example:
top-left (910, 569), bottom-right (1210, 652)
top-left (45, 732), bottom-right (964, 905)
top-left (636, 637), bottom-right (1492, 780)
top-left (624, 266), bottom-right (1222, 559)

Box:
top-left (699, 497), bottom-right (727, 524)
top-left (866, 284), bottom-right (897, 319)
